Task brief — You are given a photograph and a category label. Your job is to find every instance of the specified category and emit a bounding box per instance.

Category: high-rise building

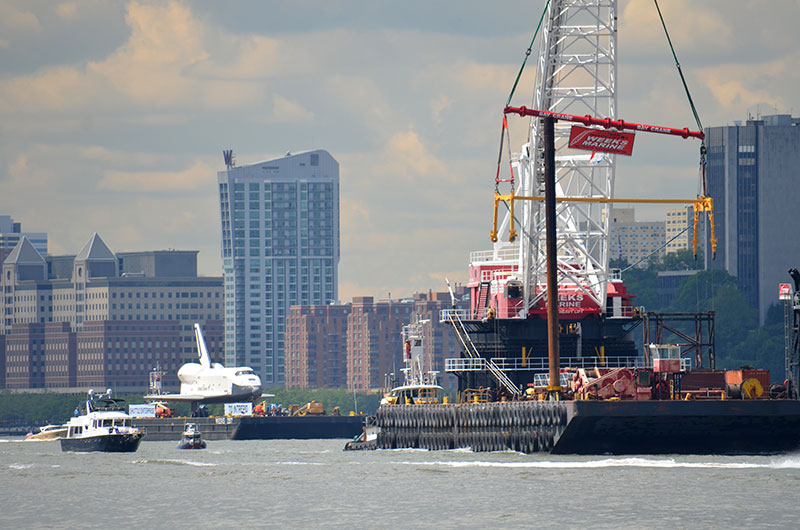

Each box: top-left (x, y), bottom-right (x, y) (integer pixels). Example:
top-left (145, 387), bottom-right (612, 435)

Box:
top-left (608, 207), bottom-right (665, 267)
top-left (0, 215), bottom-right (47, 269)
top-left (218, 150), bottom-right (340, 386)
top-left (665, 206), bottom-right (694, 255)
top-left (705, 114), bottom-right (800, 323)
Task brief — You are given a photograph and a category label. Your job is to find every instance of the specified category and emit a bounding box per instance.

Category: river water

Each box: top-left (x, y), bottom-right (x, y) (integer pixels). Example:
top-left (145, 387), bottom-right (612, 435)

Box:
top-left (2, 437), bottom-right (799, 529)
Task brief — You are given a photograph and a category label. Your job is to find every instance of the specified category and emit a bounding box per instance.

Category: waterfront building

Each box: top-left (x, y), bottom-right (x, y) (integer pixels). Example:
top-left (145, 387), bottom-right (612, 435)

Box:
top-left (285, 288), bottom-right (469, 391)
top-left (285, 304), bottom-right (350, 389)
top-left (217, 150), bottom-right (340, 386)
top-left (1, 234), bottom-right (223, 391)
top-left (705, 114), bottom-right (800, 323)
top-left (0, 215), bottom-right (47, 266)
top-left (346, 296), bottom-right (414, 392)
top-left (665, 206), bottom-right (694, 255)
top-left (608, 207), bottom-right (665, 267)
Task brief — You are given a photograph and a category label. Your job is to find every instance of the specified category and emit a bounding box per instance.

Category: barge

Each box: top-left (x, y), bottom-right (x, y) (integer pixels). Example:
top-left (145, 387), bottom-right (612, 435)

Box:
top-left (134, 414), bottom-right (364, 441)
top-left (374, 399), bottom-right (800, 455)
top-left (367, 0), bottom-right (800, 456)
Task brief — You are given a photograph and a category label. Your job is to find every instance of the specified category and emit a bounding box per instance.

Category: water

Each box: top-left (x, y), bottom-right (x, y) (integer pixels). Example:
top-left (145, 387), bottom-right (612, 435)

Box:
top-left (2, 438), bottom-right (799, 529)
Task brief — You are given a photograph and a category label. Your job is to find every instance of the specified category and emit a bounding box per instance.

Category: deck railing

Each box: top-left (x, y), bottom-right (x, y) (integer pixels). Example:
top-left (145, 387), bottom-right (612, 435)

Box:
top-left (446, 356), bottom-right (692, 373)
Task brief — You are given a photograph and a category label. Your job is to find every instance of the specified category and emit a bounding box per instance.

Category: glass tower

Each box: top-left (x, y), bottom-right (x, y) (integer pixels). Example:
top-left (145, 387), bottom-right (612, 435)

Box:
top-left (217, 150), bottom-right (339, 385)
top-left (705, 115), bottom-right (800, 323)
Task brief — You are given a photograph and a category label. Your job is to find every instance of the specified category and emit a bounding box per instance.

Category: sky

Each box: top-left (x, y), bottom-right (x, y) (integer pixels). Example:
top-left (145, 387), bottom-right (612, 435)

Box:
top-left (1, 0), bottom-right (798, 302)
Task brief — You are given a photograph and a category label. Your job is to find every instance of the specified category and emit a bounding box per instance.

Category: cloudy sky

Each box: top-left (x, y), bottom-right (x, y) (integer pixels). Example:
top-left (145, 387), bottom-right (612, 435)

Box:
top-left (1, 0), bottom-right (798, 301)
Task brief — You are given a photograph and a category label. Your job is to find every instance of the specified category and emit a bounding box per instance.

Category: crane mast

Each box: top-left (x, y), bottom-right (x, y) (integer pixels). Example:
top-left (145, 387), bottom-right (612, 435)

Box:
top-left (497, 0), bottom-right (617, 316)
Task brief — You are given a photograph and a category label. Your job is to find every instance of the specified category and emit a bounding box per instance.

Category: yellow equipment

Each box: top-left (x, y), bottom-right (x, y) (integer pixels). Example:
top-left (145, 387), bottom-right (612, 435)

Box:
top-left (741, 378), bottom-right (764, 400)
top-left (292, 400), bottom-right (325, 416)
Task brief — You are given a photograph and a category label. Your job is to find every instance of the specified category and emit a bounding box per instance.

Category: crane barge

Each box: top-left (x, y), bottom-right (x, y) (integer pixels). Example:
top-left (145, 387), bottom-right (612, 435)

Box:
top-left (370, 0), bottom-right (800, 454)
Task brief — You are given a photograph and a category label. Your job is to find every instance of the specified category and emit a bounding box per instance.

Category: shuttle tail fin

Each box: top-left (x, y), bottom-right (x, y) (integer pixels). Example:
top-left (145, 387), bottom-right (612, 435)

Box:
top-left (194, 323), bottom-right (212, 369)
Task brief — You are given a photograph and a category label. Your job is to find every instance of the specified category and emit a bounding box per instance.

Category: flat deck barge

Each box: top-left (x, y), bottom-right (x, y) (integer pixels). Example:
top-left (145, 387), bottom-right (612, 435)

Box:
top-left (134, 414), bottom-right (364, 441)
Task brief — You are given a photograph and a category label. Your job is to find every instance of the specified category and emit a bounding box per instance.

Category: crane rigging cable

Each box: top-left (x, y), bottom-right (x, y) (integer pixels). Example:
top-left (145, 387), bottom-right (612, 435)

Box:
top-left (653, 0), bottom-right (708, 195)
top-left (495, 0), bottom-right (550, 194)
top-left (505, 0), bottom-right (550, 108)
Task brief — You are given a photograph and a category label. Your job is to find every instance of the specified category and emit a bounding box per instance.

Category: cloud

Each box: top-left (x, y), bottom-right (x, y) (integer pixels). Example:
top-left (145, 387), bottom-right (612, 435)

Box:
top-left (98, 160), bottom-right (216, 193)
top-left (0, 3), bottom-right (42, 34)
top-left (385, 131), bottom-right (451, 183)
top-left (620, 0), bottom-right (731, 55)
top-left (57, 3), bottom-right (78, 18)
top-left (0, 1), bottom-right (275, 114)
top-left (268, 94), bottom-right (315, 124)
top-left (699, 54), bottom-right (800, 112)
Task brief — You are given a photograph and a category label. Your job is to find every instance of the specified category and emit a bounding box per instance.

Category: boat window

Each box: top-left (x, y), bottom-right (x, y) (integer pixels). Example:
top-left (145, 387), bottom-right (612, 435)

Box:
top-left (102, 419), bottom-right (113, 427)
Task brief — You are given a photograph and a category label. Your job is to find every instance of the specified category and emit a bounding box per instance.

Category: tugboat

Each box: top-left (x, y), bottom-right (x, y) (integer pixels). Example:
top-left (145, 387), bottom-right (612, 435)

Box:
top-left (347, 319), bottom-right (443, 451)
top-left (177, 422), bottom-right (207, 450)
top-left (344, 416), bottom-right (379, 451)
top-left (61, 390), bottom-right (145, 453)
top-left (379, 319), bottom-right (444, 406)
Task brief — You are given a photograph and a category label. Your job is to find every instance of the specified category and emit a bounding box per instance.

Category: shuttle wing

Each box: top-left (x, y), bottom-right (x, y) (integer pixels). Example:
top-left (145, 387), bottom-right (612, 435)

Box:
top-left (144, 392), bottom-right (273, 404)
top-left (144, 393), bottom-right (210, 402)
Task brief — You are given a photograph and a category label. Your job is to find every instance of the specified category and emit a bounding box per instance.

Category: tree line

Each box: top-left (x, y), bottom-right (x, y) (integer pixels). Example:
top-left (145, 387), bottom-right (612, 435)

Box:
top-left (0, 387), bottom-right (384, 425)
top-left (613, 248), bottom-right (787, 380)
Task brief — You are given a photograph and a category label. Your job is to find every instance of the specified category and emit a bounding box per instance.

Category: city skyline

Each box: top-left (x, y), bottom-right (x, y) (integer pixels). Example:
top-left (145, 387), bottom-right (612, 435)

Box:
top-left (1, 1), bottom-right (798, 302)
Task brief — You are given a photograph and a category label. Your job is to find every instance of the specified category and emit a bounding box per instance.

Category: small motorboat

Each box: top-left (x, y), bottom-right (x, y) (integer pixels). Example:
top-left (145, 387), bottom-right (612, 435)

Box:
top-left (177, 422), bottom-right (207, 450)
top-left (25, 424), bottom-right (68, 441)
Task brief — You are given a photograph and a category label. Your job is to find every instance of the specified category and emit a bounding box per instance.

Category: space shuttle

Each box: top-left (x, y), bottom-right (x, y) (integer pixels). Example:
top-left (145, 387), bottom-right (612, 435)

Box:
top-left (145, 324), bottom-right (264, 404)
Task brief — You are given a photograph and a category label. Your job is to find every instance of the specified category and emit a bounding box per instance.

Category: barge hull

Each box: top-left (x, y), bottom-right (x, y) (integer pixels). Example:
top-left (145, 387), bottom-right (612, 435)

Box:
top-left (375, 400), bottom-right (800, 455)
top-left (134, 415), bottom-right (364, 441)
top-left (554, 400), bottom-right (800, 455)
top-left (233, 415), bottom-right (364, 440)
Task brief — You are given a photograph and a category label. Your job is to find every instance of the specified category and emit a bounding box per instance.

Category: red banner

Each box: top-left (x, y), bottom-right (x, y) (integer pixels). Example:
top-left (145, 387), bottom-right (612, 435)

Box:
top-left (568, 125), bottom-right (635, 156)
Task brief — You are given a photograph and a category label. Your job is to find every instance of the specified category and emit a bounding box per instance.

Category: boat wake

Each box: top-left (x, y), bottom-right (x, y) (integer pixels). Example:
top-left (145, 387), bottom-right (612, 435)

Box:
top-left (132, 458), bottom-right (216, 467)
top-left (395, 455), bottom-right (800, 470)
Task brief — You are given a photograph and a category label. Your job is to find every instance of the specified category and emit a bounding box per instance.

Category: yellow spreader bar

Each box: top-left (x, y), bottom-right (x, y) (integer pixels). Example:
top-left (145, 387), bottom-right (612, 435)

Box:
top-left (491, 192), bottom-right (717, 258)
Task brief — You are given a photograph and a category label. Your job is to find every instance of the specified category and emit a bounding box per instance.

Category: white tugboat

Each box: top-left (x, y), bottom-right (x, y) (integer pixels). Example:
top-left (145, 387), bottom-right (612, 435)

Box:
top-left (380, 319), bottom-right (444, 405)
top-left (61, 390), bottom-right (145, 453)
top-left (347, 319), bottom-right (444, 451)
